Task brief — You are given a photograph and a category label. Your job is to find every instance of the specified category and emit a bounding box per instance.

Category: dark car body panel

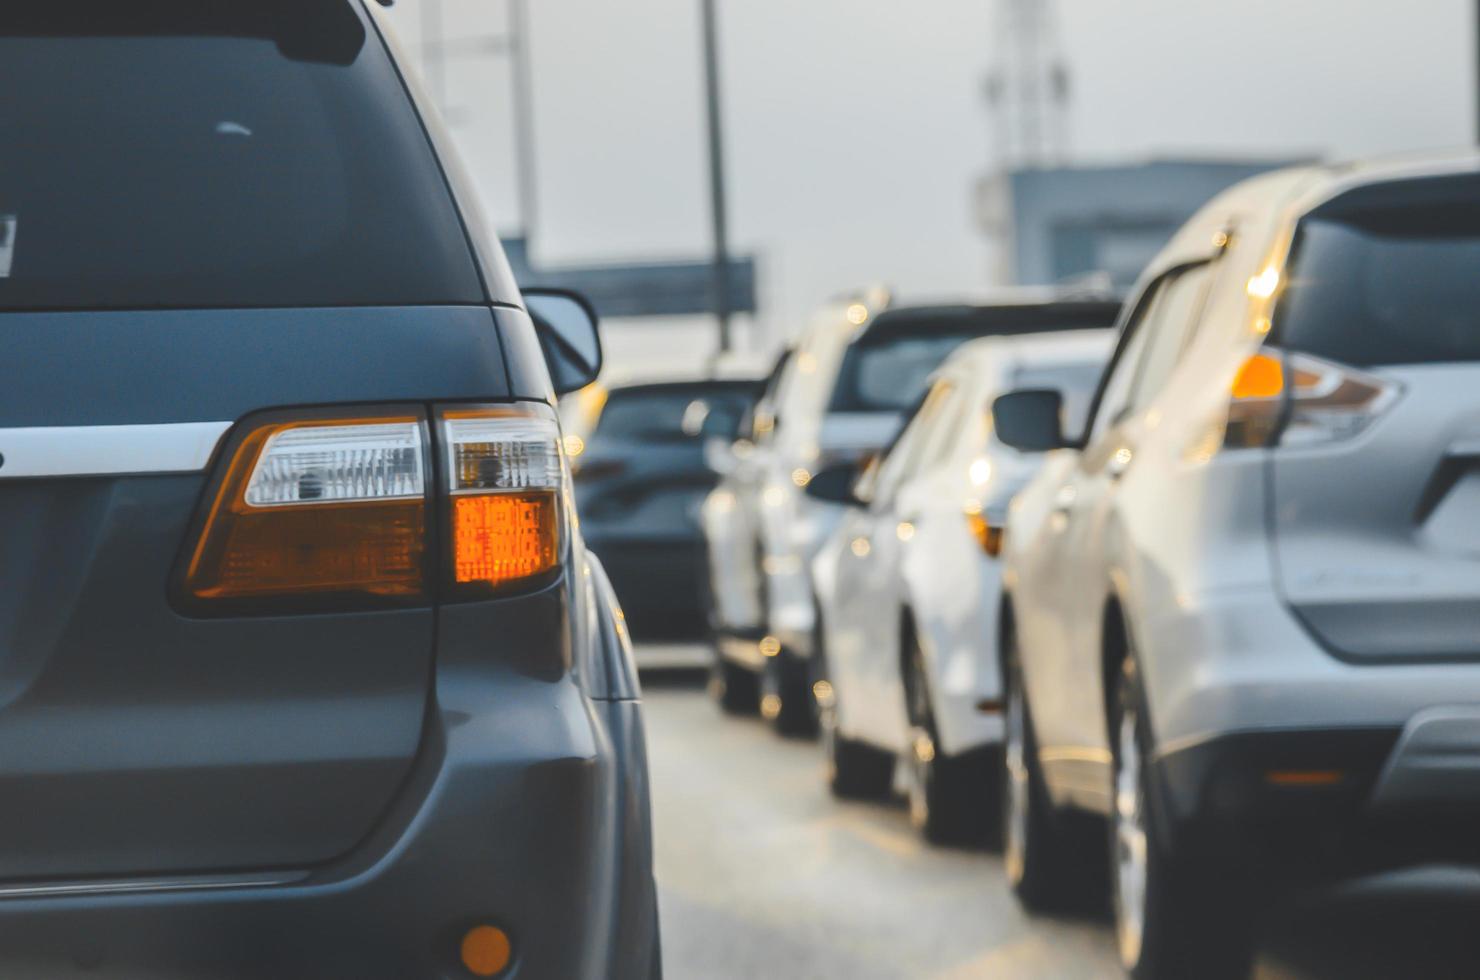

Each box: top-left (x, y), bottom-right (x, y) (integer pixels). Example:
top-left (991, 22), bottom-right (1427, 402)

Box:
top-left (0, 0), bottom-right (654, 972)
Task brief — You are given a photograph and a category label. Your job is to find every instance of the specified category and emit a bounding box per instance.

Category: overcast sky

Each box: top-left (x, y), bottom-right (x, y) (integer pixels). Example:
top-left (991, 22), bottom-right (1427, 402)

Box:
top-left (384, 0), bottom-right (1473, 355)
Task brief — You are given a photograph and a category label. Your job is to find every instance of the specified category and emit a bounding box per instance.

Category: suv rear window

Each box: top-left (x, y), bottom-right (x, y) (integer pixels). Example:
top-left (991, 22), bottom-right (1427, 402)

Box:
top-left (0, 1), bottom-right (484, 311)
top-left (1279, 174), bottom-right (1480, 367)
top-left (830, 334), bottom-right (979, 413)
top-left (828, 303), bottom-right (1120, 413)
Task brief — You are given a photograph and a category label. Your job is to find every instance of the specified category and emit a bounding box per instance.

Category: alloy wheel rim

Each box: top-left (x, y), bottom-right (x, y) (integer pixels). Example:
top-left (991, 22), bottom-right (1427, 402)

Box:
top-left (1113, 703), bottom-right (1149, 969)
top-left (905, 656), bottom-right (936, 830)
top-left (821, 700), bottom-right (839, 781)
top-left (759, 659), bottom-right (782, 722)
top-left (906, 725), bottom-right (935, 829)
top-left (1003, 683), bottom-right (1030, 884)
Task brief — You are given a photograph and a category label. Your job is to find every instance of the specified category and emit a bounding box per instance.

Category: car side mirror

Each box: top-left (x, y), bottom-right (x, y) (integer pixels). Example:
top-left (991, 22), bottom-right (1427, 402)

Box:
top-left (525, 289), bottom-right (603, 396)
top-left (992, 389), bottom-right (1068, 452)
top-left (805, 459), bottom-right (867, 507)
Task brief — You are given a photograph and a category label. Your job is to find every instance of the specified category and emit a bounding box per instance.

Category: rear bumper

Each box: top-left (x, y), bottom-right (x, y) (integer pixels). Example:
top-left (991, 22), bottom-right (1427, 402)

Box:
top-left (0, 681), bottom-right (657, 980)
top-left (714, 626), bottom-right (768, 672)
top-left (1143, 587), bottom-right (1480, 875)
top-left (1153, 722), bottom-right (1480, 875)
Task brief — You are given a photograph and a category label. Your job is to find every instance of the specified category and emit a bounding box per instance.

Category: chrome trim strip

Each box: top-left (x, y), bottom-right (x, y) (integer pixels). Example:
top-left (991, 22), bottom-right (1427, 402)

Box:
top-left (0, 421), bottom-right (232, 479)
top-left (0, 870), bottom-right (306, 900)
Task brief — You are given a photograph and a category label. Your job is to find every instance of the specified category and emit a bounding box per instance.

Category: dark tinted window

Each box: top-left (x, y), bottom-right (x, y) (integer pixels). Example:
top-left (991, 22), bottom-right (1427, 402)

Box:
top-left (829, 302), bottom-right (1120, 413)
top-left (830, 335), bottom-right (977, 412)
top-left (1279, 176), bottom-right (1480, 367)
top-left (0, 1), bottom-right (483, 311)
top-left (595, 385), bottom-right (760, 443)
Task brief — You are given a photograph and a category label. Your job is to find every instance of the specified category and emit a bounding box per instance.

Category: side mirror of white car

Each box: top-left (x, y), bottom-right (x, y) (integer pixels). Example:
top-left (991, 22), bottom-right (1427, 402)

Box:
top-left (992, 389), bottom-right (1070, 453)
top-left (805, 458), bottom-right (870, 508)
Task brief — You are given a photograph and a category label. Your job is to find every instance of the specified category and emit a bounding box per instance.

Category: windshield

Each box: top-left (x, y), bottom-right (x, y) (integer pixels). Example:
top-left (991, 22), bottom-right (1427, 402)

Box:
top-left (0, 1), bottom-right (482, 311)
top-left (829, 334), bottom-right (978, 413)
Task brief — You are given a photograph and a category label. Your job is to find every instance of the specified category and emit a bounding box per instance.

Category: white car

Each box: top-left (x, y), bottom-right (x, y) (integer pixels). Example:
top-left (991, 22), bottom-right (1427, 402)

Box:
top-left (809, 331), bottom-right (1112, 842)
top-left (995, 153), bottom-right (1480, 978)
top-left (705, 293), bottom-right (1120, 736)
top-left (702, 289), bottom-right (895, 731)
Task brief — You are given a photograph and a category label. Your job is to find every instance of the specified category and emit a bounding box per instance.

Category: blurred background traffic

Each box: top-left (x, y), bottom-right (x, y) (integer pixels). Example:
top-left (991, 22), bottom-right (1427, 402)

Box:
top-left (384, 2), bottom-right (1480, 977)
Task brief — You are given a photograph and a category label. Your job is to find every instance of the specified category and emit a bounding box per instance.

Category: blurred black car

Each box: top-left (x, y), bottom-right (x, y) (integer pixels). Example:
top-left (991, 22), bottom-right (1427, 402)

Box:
top-left (575, 380), bottom-right (764, 640)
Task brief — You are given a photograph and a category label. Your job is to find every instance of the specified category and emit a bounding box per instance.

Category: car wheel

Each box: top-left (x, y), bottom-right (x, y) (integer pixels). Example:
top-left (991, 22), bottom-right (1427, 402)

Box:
top-left (710, 651), bottom-right (759, 715)
top-left (903, 640), bottom-right (995, 846)
top-left (1002, 637), bottom-right (1101, 912)
top-left (821, 680), bottom-right (893, 800)
top-left (1111, 656), bottom-right (1253, 980)
top-left (761, 647), bottom-right (818, 737)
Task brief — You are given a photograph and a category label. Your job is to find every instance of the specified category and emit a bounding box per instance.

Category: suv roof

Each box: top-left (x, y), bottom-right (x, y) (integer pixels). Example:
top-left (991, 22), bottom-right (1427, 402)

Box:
top-left (855, 300), bottom-right (1123, 347)
top-left (1155, 150), bottom-right (1480, 275)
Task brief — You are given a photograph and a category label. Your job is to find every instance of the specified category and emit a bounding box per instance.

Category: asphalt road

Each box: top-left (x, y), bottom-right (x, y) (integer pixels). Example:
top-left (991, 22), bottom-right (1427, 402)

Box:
top-left (643, 670), bottom-right (1480, 980)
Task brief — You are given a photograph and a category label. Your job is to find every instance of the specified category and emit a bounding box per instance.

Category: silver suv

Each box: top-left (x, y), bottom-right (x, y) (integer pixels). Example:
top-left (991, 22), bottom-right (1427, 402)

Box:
top-left (994, 154), bottom-right (1480, 979)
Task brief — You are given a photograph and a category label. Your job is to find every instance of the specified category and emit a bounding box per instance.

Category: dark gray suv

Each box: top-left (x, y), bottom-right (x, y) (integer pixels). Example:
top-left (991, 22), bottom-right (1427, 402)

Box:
top-left (0, 3), bottom-right (657, 978)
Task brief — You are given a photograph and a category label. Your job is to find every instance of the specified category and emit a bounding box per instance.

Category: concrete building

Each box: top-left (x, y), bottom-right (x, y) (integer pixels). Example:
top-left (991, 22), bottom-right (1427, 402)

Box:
top-left (977, 158), bottom-right (1306, 289)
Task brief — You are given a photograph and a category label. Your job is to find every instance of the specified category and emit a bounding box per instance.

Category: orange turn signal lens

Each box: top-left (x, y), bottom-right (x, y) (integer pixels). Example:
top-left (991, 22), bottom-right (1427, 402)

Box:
top-left (185, 415), bottom-right (427, 601)
top-left (1231, 352), bottom-right (1285, 400)
top-left (453, 491), bottom-right (560, 587)
top-left (1265, 769), bottom-right (1344, 788)
top-left (460, 924), bottom-right (512, 976)
top-left (967, 512), bottom-right (1003, 556)
top-left (442, 408), bottom-right (566, 593)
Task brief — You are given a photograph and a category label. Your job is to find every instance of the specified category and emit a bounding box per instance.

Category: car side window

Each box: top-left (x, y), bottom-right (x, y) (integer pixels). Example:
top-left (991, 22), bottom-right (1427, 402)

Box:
top-left (1125, 264), bottom-right (1213, 412)
top-left (1087, 281), bottom-right (1163, 446)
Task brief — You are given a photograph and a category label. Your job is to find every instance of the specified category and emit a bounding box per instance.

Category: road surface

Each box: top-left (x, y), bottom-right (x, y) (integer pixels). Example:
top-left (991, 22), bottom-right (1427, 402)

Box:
top-left (644, 672), bottom-right (1480, 979)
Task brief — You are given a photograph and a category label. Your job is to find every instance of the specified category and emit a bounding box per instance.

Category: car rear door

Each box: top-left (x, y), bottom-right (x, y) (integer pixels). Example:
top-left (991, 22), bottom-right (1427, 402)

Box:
top-left (1269, 177), bottom-right (1480, 662)
top-left (0, 1), bottom-right (492, 880)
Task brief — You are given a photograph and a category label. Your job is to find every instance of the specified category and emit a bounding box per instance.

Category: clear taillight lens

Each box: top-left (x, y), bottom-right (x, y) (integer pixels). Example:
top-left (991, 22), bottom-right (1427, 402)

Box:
top-left (245, 422), bottom-right (425, 506)
top-left (184, 414), bottom-right (429, 602)
top-left (443, 410), bottom-right (564, 591)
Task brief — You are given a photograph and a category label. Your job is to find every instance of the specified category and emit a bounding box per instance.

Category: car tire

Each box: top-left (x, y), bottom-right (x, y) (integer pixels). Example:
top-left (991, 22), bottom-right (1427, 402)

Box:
top-left (903, 639), bottom-right (998, 846)
top-left (821, 675), bottom-right (893, 800)
top-left (710, 652), bottom-right (759, 715)
top-left (1002, 633), bottom-right (1103, 913)
top-left (761, 647), bottom-right (818, 737)
top-left (1110, 656), bottom-right (1253, 980)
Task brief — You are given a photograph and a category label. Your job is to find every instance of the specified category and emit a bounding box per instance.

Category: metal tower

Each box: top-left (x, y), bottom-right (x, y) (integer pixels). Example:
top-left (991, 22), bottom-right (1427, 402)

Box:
top-left (984, 0), bottom-right (1071, 168)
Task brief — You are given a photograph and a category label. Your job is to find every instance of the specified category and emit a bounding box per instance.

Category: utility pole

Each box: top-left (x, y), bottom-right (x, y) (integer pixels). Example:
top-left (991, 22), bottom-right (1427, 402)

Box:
top-left (700, 0), bottom-right (735, 355)
top-left (421, 0), bottom-right (447, 110)
top-left (509, 0), bottom-right (540, 247)
top-left (419, 0), bottom-right (541, 246)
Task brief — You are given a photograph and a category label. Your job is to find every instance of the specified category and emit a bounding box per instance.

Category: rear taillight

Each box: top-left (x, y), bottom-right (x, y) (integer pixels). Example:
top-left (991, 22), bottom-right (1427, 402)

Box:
top-left (1222, 348), bottom-right (1401, 451)
top-left (184, 413), bottom-right (430, 601)
top-left (441, 408), bottom-right (564, 593)
top-left (964, 504), bottom-right (1004, 557)
top-left (182, 404), bottom-right (567, 608)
